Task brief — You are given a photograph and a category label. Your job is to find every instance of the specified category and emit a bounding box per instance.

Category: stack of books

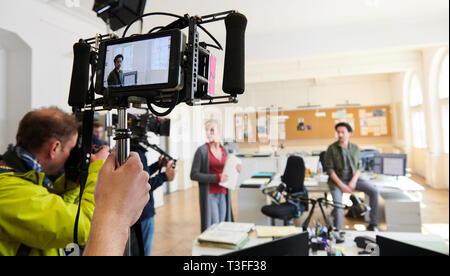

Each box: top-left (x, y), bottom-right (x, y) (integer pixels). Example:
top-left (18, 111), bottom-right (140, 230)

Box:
top-left (197, 222), bottom-right (256, 250)
top-left (255, 226), bottom-right (299, 238)
top-left (241, 172), bottom-right (275, 187)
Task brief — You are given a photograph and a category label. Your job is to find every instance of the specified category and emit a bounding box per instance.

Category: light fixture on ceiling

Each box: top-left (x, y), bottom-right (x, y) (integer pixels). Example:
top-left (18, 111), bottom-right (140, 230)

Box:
top-left (296, 102), bottom-right (321, 110)
top-left (336, 100), bottom-right (360, 108)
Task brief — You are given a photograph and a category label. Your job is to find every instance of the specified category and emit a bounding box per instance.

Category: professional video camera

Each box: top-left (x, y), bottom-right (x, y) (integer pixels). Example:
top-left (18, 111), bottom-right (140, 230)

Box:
top-left (116, 112), bottom-right (176, 168)
top-left (126, 112), bottom-right (170, 138)
top-left (66, 6), bottom-right (247, 254)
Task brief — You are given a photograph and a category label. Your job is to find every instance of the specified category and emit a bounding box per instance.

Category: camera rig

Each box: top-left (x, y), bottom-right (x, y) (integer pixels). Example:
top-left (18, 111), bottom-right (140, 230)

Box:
top-left (67, 10), bottom-right (247, 255)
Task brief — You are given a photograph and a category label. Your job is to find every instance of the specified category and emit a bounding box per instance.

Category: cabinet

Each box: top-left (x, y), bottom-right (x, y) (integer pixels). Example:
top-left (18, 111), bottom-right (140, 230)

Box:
top-left (383, 192), bottom-right (422, 233)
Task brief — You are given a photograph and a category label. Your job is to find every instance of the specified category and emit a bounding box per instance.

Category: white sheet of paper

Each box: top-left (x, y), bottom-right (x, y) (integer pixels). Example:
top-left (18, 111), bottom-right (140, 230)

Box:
top-left (219, 154), bottom-right (242, 190)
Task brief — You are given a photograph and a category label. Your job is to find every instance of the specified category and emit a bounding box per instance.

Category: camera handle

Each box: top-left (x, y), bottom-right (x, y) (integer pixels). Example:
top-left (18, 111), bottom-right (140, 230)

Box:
top-left (115, 108), bottom-right (131, 256)
top-left (115, 108), bottom-right (131, 167)
top-left (114, 107), bottom-right (148, 257)
top-left (113, 108), bottom-right (135, 256)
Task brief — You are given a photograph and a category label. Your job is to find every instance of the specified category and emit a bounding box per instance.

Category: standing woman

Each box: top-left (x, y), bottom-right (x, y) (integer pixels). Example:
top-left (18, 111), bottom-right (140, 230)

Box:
top-left (191, 119), bottom-right (242, 232)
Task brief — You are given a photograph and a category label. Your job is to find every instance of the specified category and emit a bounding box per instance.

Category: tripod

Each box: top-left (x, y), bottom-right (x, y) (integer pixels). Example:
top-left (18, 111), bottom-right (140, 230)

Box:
top-left (301, 197), bottom-right (348, 233)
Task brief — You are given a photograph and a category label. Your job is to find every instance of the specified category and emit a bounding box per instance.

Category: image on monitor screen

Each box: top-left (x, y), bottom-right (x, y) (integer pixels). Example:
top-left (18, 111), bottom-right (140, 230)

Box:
top-left (123, 71), bottom-right (138, 86)
top-left (104, 35), bottom-right (171, 88)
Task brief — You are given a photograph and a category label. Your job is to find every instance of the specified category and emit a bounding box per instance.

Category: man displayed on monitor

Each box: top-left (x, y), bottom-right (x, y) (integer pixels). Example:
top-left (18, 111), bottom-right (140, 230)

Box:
top-left (107, 54), bottom-right (124, 88)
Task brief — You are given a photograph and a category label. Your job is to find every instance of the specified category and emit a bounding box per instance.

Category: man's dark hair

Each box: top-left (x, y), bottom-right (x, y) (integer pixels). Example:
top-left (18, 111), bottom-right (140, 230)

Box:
top-left (16, 107), bottom-right (79, 153)
top-left (335, 122), bottom-right (353, 133)
top-left (114, 54), bottom-right (124, 63)
top-left (93, 122), bottom-right (104, 129)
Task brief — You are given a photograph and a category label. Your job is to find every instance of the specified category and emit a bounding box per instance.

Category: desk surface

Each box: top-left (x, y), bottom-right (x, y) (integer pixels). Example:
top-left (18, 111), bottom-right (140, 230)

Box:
top-left (246, 173), bottom-right (425, 194)
top-left (192, 227), bottom-right (449, 256)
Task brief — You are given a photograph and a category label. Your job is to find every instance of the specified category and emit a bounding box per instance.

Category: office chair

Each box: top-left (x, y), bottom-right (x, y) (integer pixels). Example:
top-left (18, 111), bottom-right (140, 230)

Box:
top-left (319, 151), bottom-right (327, 172)
top-left (318, 151), bottom-right (331, 200)
top-left (261, 155), bottom-right (309, 226)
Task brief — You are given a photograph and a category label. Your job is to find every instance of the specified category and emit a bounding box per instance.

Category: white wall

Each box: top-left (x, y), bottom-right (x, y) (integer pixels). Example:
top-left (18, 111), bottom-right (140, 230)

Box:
top-left (420, 47), bottom-right (449, 189)
top-left (0, 49), bottom-right (6, 151)
top-left (242, 74), bottom-right (393, 110)
top-left (0, 0), bottom-right (105, 110)
top-left (391, 47), bottom-right (449, 189)
top-left (0, 0), bottom-right (105, 150)
top-left (168, 73), bottom-right (395, 157)
top-left (245, 15), bottom-right (449, 64)
top-left (0, 29), bottom-right (32, 151)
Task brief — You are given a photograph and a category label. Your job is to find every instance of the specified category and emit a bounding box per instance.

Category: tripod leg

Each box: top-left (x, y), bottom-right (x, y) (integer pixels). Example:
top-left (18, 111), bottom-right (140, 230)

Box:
top-left (302, 201), bottom-right (317, 230)
top-left (318, 200), bottom-right (333, 230)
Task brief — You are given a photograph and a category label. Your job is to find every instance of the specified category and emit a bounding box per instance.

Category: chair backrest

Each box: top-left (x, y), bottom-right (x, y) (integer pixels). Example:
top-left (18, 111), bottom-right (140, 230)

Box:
top-left (319, 151), bottom-right (327, 172)
top-left (281, 155), bottom-right (305, 194)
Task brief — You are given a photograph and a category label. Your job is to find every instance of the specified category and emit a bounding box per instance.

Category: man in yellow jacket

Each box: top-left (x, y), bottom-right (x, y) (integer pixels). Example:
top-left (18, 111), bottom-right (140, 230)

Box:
top-left (0, 107), bottom-right (108, 256)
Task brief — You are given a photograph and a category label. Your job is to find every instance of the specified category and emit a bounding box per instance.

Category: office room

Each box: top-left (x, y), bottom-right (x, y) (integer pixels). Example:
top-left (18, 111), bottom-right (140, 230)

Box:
top-left (0, 0), bottom-right (448, 259)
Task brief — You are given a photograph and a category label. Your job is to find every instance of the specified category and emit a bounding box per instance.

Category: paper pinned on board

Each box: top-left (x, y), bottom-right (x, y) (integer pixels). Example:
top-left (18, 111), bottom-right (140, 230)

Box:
top-left (219, 154), bottom-right (242, 190)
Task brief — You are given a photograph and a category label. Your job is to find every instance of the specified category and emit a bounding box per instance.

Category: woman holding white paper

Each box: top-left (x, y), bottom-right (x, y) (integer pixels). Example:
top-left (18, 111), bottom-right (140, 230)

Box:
top-left (190, 119), bottom-right (242, 232)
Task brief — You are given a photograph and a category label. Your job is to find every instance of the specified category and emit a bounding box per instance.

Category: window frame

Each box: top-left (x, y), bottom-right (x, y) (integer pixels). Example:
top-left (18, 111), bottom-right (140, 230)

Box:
top-left (408, 73), bottom-right (428, 149)
top-left (437, 53), bottom-right (449, 153)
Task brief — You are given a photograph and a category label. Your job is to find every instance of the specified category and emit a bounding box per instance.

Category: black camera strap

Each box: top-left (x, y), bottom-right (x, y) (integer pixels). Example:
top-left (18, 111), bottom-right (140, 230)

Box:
top-left (16, 244), bottom-right (32, 256)
top-left (73, 110), bottom-right (94, 247)
top-left (130, 219), bottom-right (145, 256)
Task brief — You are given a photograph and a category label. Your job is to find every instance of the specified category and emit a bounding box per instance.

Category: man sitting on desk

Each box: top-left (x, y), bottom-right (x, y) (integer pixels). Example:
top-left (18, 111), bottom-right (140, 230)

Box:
top-left (107, 54), bottom-right (124, 88)
top-left (325, 122), bottom-right (380, 231)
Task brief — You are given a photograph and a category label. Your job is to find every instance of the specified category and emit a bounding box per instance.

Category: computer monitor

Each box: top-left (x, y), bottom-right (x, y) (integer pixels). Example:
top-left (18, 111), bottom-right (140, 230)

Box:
top-left (360, 149), bottom-right (380, 172)
top-left (373, 154), bottom-right (407, 176)
top-left (123, 71), bottom-right (138, 86)
top-left (376, 235), bottom-right (448, 256)
top-left (222, 232), bottom-right (309, 256)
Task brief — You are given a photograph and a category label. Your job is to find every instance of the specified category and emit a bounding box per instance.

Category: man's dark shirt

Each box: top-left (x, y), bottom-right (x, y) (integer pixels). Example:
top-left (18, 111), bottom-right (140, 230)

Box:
top-left (133, 146), bottom-right (168, 219)
top-left (107, 69), bottom-right (124, 87)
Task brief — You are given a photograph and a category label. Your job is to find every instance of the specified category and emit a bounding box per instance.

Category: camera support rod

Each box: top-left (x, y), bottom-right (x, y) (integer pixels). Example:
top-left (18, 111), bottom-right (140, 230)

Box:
top-left (116, 108), bottom-right (131, 166)
top-left (114, 107), bottom-right (132, 256)
top-left (196, 95), bottom-right (238, 106)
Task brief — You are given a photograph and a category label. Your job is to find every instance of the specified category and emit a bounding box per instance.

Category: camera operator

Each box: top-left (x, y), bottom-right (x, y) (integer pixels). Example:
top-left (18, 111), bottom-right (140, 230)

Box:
top-left (0, 107), bottom-right (109, 256)
top-left (93, 122), bottom-right (107, 146)
top-left (131, 141), bottom-right (176, 256)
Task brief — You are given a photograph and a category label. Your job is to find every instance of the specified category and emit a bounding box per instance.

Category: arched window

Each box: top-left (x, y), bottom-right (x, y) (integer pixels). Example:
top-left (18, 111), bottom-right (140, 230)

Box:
top-left (438, 54), bottom-right (449, 153)
top-left (409, 74), bottom-right (427, 149)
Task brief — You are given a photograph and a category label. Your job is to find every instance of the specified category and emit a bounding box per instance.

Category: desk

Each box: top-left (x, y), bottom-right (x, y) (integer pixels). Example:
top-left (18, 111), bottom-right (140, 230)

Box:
top-left (236, 157), bottom-right (284, 226)
top-left (192, 226), bottom-right (449, 256)
top-left (369, 176), bottom-right (424, 232)
top-left (267, 173), bottom-right (330, 193)
top-left (239, 173), bottom-right (425, 232)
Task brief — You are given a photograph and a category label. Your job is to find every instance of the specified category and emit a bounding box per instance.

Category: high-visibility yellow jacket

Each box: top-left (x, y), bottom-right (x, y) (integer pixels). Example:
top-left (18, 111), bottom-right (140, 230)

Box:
top-left (0, 160), bottom-right (104, 256)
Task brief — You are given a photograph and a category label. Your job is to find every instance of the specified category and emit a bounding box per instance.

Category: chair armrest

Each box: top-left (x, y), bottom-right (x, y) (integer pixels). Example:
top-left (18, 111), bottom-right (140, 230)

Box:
top-left (289, 191), bottom-right (308, 199)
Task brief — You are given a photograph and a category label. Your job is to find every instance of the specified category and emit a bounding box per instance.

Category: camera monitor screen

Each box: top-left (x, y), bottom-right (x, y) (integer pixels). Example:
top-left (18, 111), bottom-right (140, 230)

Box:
top-left (96, 29), bottom-right (184, 96)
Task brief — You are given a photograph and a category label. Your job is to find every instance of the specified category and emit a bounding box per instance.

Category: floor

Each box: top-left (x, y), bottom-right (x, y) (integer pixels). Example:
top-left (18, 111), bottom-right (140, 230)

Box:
top-left (151, 176), bottom-right (449, 256)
